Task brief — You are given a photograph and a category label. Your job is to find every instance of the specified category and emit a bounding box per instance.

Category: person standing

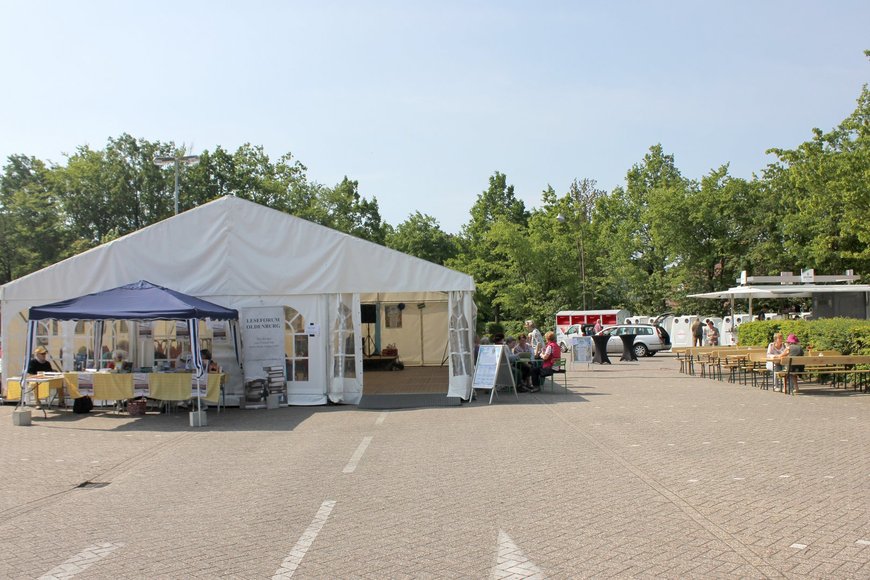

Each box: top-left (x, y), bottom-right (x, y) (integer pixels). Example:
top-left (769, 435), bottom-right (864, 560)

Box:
top-left (690, 318), bottom-right (703, 347)
top-left (525, 320), bottom-right (544, 356)
top-left (593, 320), bottom-right (603, 334)
top-left (705, 320), bottom-right (719, 346)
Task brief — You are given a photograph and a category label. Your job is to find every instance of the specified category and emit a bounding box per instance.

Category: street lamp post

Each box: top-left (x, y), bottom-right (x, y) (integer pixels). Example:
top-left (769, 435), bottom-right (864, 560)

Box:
top-left (557, 213), bottom-right (587, 310)
top-left (153, 153), bottom-right (200, 215)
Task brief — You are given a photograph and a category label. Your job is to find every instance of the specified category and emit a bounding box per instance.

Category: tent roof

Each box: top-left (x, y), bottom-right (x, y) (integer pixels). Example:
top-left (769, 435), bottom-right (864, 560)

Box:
top-left (29, 280), bottom-right (239, 321)
top-left (688, 284), bottom-right (870, 300)
top-left (687, 286), bottom-right (812, 300)
top-left (1, 196), bottom-right (475, 303)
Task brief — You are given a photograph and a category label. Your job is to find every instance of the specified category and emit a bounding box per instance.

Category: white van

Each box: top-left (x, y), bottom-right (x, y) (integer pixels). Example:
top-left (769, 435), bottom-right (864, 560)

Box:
top-left (555, 309), bottom-right (630, 351)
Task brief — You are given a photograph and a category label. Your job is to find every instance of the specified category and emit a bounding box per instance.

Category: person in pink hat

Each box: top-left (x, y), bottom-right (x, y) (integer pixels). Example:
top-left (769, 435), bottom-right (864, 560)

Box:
top-left (784, 334), bottom-right (804, 393)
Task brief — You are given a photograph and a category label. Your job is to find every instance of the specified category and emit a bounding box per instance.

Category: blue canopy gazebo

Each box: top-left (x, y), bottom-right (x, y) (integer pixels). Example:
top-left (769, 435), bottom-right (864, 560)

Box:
top-left (21, 280), bottom-right (239, 418)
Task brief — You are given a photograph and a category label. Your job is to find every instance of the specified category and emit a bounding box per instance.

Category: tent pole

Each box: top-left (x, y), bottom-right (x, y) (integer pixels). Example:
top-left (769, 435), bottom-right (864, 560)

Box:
top-left (18, 320), bottom-right (36, 409)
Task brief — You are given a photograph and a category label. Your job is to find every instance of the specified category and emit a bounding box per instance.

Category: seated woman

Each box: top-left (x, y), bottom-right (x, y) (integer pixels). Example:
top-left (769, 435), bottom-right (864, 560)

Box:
top-left (766, 332), bottom-right (789, 391)
top-left (512, 334), bottom-right (534, 389)
top-left (106, 350), bottom-right (129, 373)
top-left (530, 331), bottom-right (561, 392)
top-left (784, 333), bottom-right (804, 393)
top-left (200, 349), bottom-right (220, 373)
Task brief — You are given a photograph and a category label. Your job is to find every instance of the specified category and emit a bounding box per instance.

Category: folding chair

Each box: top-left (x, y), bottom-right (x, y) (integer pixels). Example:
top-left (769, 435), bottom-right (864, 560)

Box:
top-left (545, 358), bottom-right (568, 393)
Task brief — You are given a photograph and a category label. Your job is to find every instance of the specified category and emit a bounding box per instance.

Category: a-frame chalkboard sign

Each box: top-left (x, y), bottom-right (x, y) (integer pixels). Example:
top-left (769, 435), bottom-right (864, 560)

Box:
top-left (472, 345), bottom-right (518, 404)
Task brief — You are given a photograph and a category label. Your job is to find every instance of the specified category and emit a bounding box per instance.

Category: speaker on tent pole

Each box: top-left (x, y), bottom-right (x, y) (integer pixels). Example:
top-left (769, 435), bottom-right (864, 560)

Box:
top-left (360, 304), bottom-right (377, 324)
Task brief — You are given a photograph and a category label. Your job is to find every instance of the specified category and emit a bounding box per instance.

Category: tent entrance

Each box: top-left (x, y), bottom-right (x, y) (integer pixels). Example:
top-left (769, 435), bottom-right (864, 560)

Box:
top-left (358, 366), bottom-right (460, 409)
top-left (283, 298), bottom-right (327, 406)
top-left (362, 366), bottom-right (449, 395)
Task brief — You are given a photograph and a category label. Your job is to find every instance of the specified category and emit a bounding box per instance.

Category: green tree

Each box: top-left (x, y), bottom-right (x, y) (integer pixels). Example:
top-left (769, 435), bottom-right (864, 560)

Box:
top-left (317, 177), bottom-right (387, 244)
top-left (51, 135), bottom-right (170, 252)
top-left (765, 82), bottom-right (870, 274)
top-left (593, 145), bottom-right (688, 313)
top-left (0, 155), bottom-right (67, 282)
top-left (449, 172), bottom-right (529, 323)
top-left (385, 212), bottom-right (457, 264)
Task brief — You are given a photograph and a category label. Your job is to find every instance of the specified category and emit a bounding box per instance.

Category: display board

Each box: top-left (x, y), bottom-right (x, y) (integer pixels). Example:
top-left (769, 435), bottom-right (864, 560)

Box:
top-left (472, 345), bottom-right (517, 404)
top-left (572, 336), bottom-right (593, 364)
top-left (240, 306), bottom-right (288, 405)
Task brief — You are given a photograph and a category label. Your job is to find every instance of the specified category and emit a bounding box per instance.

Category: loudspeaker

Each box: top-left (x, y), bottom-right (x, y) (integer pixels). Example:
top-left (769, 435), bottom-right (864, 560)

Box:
top-left (361, 304), bottom-right (377, 324)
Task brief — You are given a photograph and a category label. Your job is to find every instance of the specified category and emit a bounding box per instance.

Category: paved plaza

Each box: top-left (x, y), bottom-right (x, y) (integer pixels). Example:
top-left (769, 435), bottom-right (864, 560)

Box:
top-left (1, 354), bottom-right (868, 579)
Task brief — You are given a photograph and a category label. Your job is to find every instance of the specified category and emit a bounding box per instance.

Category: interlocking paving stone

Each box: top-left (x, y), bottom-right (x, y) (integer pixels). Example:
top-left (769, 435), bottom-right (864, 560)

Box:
top-left (1, 355), bottom-right (868, 577)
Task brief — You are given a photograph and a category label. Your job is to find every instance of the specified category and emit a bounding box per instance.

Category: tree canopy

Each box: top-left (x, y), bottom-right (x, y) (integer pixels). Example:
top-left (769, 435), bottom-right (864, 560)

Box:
top-left (2, 66), bottom-right (867, 330)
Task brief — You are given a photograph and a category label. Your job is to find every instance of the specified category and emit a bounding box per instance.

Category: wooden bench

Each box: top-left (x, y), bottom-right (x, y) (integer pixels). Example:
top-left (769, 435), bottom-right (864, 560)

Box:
top-left (678, 346), bottom-right (745, 376)
top-left (691, 347), bottom-right (764, 381)
top-left (775, 355), bottom-right (870, 395)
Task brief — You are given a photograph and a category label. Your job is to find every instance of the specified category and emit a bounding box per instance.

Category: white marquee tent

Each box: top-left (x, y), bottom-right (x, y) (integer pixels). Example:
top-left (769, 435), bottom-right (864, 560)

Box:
top-left (0, 196), bottom-right (477, 406)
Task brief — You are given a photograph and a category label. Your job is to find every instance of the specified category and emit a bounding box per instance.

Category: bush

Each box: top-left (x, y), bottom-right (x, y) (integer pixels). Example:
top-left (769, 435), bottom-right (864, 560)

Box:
top-left (737, 318), bottom-right (870, 354)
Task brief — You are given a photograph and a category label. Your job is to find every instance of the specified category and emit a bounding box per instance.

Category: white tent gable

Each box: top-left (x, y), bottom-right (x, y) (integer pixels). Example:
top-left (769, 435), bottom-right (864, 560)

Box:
top-left (1, 196), bottom-right (474, 302)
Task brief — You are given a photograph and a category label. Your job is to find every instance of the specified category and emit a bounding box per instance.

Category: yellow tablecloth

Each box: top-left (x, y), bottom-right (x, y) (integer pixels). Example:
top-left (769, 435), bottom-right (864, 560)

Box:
top-left (149, 373), bottom-right (191, 401)
top-left (5, 376), bottom-right (64, 401)
top-left (94, 373), bottom-right (134, 400)
top-left (5, 373), bottom-right (223, 410)
top-left (63, 373), bottom-right (82, 398)
top-left (58, 372), bottom-right (222, 402)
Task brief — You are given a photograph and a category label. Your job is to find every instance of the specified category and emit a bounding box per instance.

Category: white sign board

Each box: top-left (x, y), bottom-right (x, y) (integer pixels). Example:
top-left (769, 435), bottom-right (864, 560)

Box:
top-left (472, 345), bottom-right (517, 404)
top-left (572, 336), bottom-right (593, 364)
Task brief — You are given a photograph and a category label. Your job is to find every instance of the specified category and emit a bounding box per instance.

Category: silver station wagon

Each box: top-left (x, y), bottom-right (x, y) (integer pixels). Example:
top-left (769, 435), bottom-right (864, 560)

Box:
top-left (595, 324), bottom-right (672, 357)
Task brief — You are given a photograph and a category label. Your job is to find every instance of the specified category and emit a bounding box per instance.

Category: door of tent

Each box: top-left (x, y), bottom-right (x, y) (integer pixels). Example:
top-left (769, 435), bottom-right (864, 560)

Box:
top-left (283, 297), bottom-right (328, 405)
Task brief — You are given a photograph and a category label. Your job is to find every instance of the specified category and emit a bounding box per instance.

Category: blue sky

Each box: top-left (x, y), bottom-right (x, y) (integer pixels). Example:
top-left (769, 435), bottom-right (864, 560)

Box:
top-left (1, 0), bottom-right (867, 233)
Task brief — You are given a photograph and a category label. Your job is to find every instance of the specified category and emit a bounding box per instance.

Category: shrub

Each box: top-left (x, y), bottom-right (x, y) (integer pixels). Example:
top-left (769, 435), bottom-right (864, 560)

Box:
top-left (737, 318), bottom-right (870, 354)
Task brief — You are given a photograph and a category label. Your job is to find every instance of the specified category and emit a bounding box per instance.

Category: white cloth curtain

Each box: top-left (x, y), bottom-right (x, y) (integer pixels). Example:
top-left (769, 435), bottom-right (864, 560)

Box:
top-left (447, 291), bottom-right (475, 400)
top-left (327, 294), bottom-right (363, 404)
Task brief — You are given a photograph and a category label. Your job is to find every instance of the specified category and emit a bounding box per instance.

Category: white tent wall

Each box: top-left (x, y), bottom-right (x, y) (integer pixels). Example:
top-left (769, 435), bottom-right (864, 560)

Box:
top-left (377, 301), bottom-right (448, 366)
top-left (0, 197), bottom-right (475, 404)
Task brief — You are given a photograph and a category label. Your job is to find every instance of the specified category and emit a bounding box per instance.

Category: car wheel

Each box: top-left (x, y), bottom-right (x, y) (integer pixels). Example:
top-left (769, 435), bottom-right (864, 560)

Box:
top-left (559, 341), bottom-right (569, 353)
top-left (633, 343), bottom-right (649, 358)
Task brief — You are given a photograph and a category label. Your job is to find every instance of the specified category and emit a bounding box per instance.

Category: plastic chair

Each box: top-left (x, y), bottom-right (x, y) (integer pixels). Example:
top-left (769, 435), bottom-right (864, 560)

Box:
top-left (545, 358), bottom-right (568, 393)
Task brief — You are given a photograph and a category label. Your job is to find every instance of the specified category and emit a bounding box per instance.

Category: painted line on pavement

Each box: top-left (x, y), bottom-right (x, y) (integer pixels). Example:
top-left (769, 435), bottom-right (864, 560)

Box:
top-left (375, 412), bottom-right (387, 425)
top-left (343, 436), bottom-right (373, 474)
top-left (493, 530), bottom-right (544, 579)
top-left (38, 542), bottom-right (124, 579)
top-left (272, 500), bottom-right (336, 579)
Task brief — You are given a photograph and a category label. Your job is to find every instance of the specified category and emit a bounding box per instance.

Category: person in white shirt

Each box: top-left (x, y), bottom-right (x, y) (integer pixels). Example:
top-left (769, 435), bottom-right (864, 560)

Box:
top-left (524, 320), bottom-right (544, 356)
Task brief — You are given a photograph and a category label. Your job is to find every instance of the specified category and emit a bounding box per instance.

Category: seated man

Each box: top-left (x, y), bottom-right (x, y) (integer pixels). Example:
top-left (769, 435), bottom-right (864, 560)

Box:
top-left (26, 346), bottom-right (59, 408)
top-left (27, 346), bottom-right (53, 374)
